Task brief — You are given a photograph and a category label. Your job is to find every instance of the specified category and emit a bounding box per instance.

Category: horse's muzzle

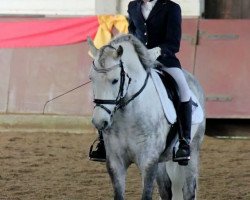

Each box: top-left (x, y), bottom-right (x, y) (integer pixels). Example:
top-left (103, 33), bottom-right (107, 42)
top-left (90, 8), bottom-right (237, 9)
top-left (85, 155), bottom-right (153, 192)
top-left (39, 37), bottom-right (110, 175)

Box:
top-left (92, 118), bottom-right (109, 131)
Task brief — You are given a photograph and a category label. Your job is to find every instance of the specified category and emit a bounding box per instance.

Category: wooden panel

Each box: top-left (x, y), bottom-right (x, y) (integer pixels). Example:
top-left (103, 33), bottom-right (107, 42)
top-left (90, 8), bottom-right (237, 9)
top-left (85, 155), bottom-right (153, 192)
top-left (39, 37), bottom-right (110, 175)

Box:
top-left (7, 43), bottom-right (93, 115)
top-left (0, 50), bottom-right (12, 113)
top-left (177, 19), bottom-right (199, 73)
top-left (195, 20), bottom-right (250, 118)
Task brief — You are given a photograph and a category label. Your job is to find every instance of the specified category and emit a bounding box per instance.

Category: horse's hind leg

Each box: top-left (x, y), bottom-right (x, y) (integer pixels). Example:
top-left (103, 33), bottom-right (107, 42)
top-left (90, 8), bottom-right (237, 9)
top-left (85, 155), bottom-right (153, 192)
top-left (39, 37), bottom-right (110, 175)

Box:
top-left (156, 163), bottom-right (172, 200)
top-left (106, 158), bottom-right (128, 200)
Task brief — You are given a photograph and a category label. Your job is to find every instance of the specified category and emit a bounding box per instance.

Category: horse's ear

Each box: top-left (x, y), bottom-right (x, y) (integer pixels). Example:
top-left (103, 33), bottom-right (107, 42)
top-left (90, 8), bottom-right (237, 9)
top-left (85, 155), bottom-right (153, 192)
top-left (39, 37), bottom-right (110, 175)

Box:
top-left (87, 36), bottom-right (98, 57)
top-left (113, 45), bottom-right (123, 58)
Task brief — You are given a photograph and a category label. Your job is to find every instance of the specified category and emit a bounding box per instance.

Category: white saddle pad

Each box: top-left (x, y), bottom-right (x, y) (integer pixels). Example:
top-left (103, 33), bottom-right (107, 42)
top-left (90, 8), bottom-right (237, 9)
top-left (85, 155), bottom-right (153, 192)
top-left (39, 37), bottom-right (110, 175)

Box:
top-left (150, 69), bottom-right (204, 125)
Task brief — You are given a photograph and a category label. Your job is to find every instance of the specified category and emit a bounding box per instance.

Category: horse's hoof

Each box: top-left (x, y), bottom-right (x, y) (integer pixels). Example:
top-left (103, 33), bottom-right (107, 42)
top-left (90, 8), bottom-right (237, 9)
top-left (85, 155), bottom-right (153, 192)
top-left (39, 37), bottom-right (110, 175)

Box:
top-left (89, 157), bottom-right (106, 162)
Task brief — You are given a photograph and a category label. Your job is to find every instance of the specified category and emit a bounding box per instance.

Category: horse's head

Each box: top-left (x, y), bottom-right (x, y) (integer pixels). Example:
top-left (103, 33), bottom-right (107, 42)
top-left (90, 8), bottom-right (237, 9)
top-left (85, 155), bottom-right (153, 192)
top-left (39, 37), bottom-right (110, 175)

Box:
top-left (88, 34), bottom-right (157, 131)
top-left (88, 37), bottom-right (131, 130)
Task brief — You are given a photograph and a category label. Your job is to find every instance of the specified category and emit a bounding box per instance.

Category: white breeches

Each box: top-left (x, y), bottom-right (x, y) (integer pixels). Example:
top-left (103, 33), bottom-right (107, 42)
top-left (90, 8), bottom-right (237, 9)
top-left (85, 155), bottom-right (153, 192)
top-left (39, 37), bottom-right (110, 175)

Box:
top-left (162, 67), bottom-right (191, 102)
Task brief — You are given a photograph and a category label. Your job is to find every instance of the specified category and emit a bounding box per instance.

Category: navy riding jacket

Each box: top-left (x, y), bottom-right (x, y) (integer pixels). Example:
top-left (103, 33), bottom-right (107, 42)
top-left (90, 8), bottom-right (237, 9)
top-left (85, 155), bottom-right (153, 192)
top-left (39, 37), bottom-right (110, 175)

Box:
top-left (127, 0), bottom-right (182, 68)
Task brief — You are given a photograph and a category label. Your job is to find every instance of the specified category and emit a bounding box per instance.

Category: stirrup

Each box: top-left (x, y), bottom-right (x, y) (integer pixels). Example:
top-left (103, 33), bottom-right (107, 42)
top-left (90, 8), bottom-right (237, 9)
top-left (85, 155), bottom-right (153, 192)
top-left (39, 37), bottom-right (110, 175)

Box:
top-left (172, 146), bottom-right (190, 166)
top-left (89, 139), bottom-right (106, 162)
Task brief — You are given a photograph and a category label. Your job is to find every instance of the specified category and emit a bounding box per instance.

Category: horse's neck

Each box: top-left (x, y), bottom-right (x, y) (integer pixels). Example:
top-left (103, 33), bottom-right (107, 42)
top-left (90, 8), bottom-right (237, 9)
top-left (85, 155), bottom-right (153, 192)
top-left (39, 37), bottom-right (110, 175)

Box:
top-left (113, 71), bottom-right (170, 144)
top-left (132, 77), bottom-right (161, 112)
top-left (111, 48), bottom-right (170, 144)
top-left (123, 60), bottom-right (162, 119)
top-left (123, 52), bottom-right (148, 89)
top-left (120, 45), bottom-right (164, 118)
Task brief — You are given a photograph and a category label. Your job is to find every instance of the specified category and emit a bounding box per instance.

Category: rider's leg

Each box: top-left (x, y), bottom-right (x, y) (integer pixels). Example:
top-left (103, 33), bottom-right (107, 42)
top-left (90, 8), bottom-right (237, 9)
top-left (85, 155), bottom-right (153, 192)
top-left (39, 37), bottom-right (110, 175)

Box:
top-left (89, 130), bottom-right (106, 162)
top-left (163, 67), bottom-right (192, 164)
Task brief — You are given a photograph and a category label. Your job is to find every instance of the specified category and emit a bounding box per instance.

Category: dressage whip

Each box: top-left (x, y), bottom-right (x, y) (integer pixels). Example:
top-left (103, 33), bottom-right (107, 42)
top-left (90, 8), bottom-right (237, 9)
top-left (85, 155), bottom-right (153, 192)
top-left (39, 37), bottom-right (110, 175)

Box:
top-left (42, 80), bottom-right (91, 114)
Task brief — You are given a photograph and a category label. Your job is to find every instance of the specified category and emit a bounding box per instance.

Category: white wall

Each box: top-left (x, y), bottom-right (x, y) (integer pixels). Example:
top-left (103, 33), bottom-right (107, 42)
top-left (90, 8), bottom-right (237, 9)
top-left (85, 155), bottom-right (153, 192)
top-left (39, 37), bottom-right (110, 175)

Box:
top-left (0, 0), bottom-right (204, 17)
top-left (119, 0), bottom-right (204, 17)
top-left (0, 0), bottom-right (95, 16)
top-left (172, 0), bottom-right (204, 17)
top-left (95, 0), bottom-right (118, 15)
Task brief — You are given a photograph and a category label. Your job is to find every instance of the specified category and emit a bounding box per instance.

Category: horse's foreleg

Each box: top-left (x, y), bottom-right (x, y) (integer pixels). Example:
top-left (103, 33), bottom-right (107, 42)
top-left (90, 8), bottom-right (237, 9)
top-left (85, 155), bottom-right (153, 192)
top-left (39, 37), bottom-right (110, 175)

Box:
top-left (156, 163), bottom-right (172, 200)
top-left (140, 161), bottom-right (158, 200)
top-left (106, 158), bottom-right (127, 200)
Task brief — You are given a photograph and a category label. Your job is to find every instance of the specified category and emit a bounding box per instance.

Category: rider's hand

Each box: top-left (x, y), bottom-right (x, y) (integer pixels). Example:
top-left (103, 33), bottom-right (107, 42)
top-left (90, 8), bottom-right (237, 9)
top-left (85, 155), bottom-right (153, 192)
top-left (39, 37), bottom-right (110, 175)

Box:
top-left (148, 47), bottom-right (161, 61)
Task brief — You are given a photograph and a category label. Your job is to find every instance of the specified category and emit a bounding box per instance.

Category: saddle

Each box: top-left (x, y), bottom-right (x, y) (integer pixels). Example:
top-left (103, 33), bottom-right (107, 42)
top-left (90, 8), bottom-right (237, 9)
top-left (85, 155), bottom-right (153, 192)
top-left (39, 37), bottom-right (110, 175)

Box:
top-left (151, 68), bottom-right (203, 125)
top-left (150, 68), bottom-right (204, 161)
top-left (156, 69), bottom-right (184, 149)
top-left (157, 69), bottom-right (180, 110)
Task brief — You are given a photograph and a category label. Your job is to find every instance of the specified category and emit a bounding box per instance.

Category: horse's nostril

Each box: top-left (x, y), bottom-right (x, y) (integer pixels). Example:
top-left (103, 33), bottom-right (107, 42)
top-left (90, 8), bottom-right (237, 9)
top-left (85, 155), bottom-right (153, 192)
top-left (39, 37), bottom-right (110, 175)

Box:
top-left (103, 121), bottom-right (108, 128)
top-left (92, 118), bottom-right (109, 130)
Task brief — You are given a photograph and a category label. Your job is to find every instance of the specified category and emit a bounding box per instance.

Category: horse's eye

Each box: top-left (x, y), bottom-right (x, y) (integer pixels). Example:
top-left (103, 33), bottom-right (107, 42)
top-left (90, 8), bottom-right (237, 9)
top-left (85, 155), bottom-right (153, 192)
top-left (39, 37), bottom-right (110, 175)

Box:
top-left (112, 79), bottom-right (119, 85)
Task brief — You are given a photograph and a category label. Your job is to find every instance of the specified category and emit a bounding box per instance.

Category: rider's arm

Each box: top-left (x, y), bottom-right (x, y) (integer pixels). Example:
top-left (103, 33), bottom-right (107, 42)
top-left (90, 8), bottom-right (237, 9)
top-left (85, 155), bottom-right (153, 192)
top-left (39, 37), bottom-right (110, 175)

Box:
top-left (159, 3), bottom-right (182, 57)
top-left (128, 17), bottom-right (136, 35)
top-left (127, 3), bottom-right (136, 35)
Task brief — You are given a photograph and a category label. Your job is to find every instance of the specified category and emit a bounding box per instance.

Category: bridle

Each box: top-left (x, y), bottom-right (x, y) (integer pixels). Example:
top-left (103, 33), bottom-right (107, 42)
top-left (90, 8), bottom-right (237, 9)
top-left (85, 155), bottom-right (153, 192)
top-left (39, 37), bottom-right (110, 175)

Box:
top-left (92, 59), bottom-right (150, 117)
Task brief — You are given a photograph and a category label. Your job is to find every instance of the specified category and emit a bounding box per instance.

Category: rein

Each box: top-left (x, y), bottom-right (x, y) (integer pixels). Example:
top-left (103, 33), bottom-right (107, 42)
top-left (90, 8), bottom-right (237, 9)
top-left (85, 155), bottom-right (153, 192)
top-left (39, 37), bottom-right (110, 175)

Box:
top-left (92, 59), bottom-right (150, 116)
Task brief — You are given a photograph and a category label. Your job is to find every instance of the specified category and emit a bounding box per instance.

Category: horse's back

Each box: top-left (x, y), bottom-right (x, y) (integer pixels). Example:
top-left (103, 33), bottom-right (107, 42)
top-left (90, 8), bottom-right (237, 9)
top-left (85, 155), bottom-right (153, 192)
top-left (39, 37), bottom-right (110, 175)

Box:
top-left (184, 70), bottom-right (205, 110)
top-left (158, 70), bottom-right (206, 200)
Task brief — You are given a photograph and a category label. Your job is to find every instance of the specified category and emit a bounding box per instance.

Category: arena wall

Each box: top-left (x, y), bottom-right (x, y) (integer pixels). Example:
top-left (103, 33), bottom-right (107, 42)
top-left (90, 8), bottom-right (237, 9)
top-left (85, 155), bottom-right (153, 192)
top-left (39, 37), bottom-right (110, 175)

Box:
top-left (0, 0), bottom-right (204, 17)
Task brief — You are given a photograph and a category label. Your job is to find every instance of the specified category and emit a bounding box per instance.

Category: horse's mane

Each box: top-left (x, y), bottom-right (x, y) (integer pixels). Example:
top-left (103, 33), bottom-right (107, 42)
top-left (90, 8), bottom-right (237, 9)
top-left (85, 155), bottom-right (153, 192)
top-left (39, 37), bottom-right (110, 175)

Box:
top-left (109, 34), bottom-right (158, 70)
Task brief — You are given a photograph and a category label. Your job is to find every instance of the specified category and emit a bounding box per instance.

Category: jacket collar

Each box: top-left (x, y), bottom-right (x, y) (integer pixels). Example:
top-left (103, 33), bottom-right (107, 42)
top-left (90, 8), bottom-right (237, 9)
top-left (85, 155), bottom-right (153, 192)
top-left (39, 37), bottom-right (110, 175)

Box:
top-left (136, 0), bottom-right (168, 21)
top-left (136, 0), bottom-right (146, 22)
top-left (147, 0), bottom-right (167, 20)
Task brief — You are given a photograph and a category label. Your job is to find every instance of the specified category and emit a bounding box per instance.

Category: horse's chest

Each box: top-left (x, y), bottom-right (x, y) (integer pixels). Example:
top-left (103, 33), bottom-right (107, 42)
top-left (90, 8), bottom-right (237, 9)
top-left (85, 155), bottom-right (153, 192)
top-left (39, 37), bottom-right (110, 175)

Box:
top-left (106, 124), bottom-right (166, 154)
top-left (104, 109), bottom-right (168, 160)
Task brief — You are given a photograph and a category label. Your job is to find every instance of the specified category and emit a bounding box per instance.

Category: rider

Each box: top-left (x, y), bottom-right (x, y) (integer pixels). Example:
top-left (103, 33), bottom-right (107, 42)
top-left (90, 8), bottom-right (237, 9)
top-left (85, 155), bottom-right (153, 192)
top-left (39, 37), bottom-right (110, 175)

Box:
top-left (89, 0), bottom-right (192, 165)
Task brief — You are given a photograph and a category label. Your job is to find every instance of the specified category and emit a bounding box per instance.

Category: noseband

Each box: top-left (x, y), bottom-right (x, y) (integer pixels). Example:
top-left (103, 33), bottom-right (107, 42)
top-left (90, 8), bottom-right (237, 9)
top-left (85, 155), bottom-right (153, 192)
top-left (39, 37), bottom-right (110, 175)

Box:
top-left (92, 59), bottom-right (150, 116)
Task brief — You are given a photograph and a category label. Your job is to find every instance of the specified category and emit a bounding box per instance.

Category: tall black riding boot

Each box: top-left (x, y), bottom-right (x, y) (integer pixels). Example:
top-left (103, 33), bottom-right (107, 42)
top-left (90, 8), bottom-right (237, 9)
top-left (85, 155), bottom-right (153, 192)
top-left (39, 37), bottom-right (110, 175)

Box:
top-left (89, 131), bottom-right (106, 162)
top-left (175, 99), bottom-right (192, 165)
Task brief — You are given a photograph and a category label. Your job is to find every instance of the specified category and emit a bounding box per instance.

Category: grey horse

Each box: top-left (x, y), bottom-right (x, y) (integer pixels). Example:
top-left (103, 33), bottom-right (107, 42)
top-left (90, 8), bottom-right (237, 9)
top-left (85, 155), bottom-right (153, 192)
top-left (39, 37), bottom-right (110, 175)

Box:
top-left (88, 34), bottom-right (206, 200)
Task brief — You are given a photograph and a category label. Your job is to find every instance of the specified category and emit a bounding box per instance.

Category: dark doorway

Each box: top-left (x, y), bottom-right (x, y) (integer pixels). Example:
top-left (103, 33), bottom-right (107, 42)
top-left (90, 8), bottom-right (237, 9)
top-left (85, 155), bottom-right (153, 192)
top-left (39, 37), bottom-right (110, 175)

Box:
top-left (205, 0), bottom-right (250, 19)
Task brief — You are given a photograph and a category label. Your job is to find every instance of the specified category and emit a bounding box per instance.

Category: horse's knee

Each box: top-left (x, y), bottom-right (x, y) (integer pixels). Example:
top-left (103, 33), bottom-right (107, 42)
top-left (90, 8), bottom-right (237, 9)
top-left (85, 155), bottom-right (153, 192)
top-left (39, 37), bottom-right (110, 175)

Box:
top-left (156, 177), bottom-right (172, 200)
top-left (106, 162), bottom-right (126, 200)
top-left (139, 162), bottom-right (159, 200)
top-left (106, 160), bottom-right (126, 180)
top-left (156, 163), bottom-right (172, 200)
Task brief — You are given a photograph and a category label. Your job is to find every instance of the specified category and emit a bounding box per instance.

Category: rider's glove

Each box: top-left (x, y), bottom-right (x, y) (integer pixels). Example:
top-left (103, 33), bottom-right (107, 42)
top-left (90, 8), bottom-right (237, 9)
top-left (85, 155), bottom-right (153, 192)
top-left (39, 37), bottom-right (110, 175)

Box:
top-left (148, 47), bottom-right (161, 61)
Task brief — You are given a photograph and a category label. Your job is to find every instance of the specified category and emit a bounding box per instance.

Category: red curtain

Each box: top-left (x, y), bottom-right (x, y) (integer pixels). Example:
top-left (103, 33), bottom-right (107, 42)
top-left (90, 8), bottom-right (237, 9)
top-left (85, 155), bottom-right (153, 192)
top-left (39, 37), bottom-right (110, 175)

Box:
top-left (0, 17), bottom-right (99, 48)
